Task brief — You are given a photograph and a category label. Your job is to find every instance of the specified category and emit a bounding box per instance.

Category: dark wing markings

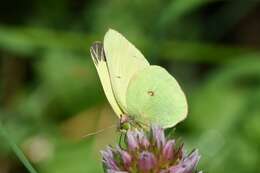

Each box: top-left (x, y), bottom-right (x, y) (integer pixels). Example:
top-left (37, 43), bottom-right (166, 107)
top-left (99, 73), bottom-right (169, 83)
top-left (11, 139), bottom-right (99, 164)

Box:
top-left (90, 42), bottom-right (106, 65)
top-left (147, 91), bottom-right (154, 96)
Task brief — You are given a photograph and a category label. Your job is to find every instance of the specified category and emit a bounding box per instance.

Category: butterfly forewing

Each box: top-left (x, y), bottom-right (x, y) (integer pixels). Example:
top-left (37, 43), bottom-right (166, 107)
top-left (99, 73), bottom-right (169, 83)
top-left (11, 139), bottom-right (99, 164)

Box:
top-left (103, 29), bottom-right (150, 113)
top-left (90, 42), bottom-right (123, 117)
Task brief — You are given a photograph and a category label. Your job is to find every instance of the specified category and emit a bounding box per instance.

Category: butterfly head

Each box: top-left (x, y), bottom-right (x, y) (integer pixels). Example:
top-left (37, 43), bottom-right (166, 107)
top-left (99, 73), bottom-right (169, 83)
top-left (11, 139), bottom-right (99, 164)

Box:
top-left (117, 114), bottom-right (131, 132)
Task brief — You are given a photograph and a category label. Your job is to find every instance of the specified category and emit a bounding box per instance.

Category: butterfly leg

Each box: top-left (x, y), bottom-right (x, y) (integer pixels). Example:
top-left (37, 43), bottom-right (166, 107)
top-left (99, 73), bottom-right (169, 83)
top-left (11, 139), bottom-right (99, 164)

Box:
top-left (118, 131), bottom-right (127, 149)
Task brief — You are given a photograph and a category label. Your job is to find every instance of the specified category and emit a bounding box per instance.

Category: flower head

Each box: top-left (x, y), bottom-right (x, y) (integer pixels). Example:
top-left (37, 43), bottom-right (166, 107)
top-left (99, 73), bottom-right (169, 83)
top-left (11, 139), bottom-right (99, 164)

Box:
top-left (101, 125), bottom-right (201, 173)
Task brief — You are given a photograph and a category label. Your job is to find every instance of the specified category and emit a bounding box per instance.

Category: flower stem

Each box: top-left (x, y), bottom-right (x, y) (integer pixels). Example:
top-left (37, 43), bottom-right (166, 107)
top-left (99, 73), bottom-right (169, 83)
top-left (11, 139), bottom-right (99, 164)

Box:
top-left (0, 123), bottom-right (38, 173)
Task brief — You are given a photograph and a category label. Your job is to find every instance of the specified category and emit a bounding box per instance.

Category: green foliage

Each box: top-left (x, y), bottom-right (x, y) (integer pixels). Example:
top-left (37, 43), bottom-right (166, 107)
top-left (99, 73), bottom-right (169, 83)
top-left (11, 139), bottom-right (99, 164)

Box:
top-left (186, 57), bottom-right (260, 172)
top-left (0, 123), bottom-right (38, 173)
top-left (1, 0), bottom-right (260, 173)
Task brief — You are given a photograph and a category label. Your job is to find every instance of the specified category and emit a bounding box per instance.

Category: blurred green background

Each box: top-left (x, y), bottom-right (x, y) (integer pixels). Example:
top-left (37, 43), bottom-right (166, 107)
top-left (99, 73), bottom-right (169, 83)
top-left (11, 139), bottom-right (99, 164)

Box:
top-left (0, 0), bottom-right (260, 172)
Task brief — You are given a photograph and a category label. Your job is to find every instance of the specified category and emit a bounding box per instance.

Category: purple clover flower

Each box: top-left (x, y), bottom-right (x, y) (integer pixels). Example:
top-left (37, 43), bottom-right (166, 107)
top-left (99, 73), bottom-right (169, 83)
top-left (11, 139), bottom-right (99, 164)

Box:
top-left (101, 125), bottom-right (201, 173)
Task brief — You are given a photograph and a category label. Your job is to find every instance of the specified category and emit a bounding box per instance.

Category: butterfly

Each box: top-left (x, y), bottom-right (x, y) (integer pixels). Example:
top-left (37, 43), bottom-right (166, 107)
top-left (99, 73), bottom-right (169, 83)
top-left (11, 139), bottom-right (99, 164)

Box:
top-left (90, 29), bottom-right (188, 129)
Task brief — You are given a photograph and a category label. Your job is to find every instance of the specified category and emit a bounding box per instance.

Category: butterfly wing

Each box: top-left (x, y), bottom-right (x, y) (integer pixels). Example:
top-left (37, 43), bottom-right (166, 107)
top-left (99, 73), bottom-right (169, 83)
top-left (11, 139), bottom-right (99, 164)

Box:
top-left (90, 42), bottom-right (123, 117)
top-left (126, 65), bottom-right (188, 128)
top-left (104, 29), bottom-right (150, 112)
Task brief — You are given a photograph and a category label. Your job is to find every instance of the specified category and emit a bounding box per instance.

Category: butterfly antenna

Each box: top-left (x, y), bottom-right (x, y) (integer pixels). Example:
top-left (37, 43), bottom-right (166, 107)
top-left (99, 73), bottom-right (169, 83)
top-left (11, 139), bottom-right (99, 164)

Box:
top-left (82, 124), bottom-right (116, 139)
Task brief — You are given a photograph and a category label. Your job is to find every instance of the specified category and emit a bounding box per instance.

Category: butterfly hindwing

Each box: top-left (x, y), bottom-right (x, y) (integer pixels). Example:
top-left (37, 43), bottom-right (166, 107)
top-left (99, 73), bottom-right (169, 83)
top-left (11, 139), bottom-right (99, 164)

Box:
top-left (126, 65), bottom-right (188, 128)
